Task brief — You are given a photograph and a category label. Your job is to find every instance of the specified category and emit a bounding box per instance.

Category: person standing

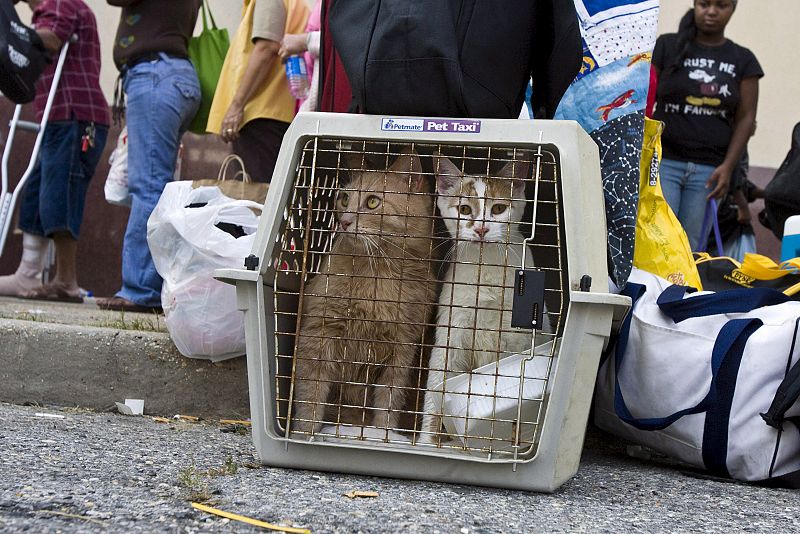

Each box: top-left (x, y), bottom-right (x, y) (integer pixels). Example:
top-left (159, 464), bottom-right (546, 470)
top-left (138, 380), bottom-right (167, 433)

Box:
top-left (0, 0), bottom-right (109, 302)
top-left (207, 0), bottom-right (309, 183)
top-left (97, 0), bottom-right (201, 313)
top-left (652, 0), bottom-right (762, 250)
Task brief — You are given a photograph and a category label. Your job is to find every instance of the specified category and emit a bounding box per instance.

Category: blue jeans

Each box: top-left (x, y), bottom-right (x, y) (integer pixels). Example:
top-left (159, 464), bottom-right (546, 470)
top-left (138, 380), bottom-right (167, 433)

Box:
top-left (19, 120), bottom-right (109, 239)
top-left (659, 158), bottom-right (716, 251)
top-left (117, 54), bottom-right (200, 306)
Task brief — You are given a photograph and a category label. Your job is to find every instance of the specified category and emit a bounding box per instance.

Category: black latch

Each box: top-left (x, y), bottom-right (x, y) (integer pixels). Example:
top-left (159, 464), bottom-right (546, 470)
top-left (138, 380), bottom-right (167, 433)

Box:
top-left (580, 275), bottom-right (592, 292)
top-left (244, 254), bottom-right (259, 271)
top-left (512, 269), bottom-right (546, 330)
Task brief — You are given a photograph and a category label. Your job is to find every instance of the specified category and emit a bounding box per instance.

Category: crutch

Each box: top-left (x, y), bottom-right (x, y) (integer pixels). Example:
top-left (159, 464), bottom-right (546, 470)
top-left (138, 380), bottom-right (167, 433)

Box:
top-left (0, 34), bottom-right (77, 257)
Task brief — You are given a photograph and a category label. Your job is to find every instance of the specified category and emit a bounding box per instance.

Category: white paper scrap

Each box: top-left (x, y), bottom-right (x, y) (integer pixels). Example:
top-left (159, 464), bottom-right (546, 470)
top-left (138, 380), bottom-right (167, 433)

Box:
top-left (115, 399), bottom-right (144, 416)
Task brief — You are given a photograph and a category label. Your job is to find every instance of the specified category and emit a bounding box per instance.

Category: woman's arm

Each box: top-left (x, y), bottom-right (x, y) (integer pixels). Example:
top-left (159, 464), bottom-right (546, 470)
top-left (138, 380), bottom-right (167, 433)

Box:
top-left (706, 76), bottom-right (759, 200)
top-left (219, 38), bottom-right (280, 143)
top-left (35, 29), bottom-right (61, 53)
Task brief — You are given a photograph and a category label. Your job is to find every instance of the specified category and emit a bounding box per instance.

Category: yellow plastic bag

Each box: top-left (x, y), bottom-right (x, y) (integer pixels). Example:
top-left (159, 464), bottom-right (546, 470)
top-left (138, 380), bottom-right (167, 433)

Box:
top-left (633, 118), bottom-right (703, 289)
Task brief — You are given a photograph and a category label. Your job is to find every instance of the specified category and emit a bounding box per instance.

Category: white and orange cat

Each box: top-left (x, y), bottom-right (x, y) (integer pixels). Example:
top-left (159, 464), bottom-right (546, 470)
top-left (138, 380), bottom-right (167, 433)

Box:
top-left (420, 153), bottom-right (550, 443)
top-left (291, 149), bottom-right (438, 437)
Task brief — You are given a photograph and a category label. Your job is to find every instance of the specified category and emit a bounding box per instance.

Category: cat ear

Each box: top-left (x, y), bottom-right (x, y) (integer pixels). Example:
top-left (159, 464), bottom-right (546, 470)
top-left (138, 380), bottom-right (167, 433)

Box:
top-left (497, 157), bottom-right (530, 181)
top-left (343, 152), bottom-right (365, 172)
top-left (497, 156), bottom-right (530, 198)
top-left (432, 152), bottom-right (462, 194)
top-left (389, 148), bottom-right (425, 192)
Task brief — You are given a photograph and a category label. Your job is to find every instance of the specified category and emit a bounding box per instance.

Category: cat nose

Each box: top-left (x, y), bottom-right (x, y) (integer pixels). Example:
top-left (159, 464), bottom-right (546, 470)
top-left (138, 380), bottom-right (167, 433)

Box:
top-left (474, 226), bottom-right (489, 238)
top-left (340, 219), bottom-right (352, 231)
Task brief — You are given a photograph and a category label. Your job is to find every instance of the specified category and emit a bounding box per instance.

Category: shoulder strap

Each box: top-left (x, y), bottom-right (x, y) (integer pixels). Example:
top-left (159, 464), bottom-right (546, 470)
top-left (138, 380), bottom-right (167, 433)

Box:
top-left (697, 198), bottom-right (724, 256)
top-left (656, 284), bottom-right (792, 323)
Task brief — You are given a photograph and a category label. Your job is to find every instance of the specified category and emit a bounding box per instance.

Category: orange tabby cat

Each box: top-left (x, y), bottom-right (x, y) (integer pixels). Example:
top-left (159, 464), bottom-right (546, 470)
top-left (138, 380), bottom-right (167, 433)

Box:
top-left (291, 149), bottom-right (438, 436)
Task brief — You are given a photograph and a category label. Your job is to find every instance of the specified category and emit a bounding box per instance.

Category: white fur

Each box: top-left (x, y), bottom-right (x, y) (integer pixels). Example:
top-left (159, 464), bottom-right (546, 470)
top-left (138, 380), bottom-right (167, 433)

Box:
top-left (420, 155), bottom-right (550, 443)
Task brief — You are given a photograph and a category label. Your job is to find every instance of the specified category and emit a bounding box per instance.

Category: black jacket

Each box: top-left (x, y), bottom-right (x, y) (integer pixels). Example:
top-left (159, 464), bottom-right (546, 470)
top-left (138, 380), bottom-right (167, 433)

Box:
top-left (329, 0), bottom-right (582, 119)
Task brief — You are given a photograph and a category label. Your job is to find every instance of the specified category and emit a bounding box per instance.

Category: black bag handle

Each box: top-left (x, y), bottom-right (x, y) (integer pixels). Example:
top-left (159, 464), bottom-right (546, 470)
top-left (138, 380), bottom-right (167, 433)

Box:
top-left (761, 317), bottom-right (800, 429)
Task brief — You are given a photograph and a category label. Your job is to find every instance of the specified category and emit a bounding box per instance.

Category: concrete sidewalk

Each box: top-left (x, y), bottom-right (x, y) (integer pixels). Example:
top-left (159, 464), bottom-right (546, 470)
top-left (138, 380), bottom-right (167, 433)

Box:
top-left (0, 296), bottom-right (249, 419)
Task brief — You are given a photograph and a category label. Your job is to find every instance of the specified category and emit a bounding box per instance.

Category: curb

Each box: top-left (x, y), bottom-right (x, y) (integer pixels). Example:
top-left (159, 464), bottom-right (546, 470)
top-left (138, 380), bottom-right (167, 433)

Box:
top-left (0, 315), bottom-right (249, 419)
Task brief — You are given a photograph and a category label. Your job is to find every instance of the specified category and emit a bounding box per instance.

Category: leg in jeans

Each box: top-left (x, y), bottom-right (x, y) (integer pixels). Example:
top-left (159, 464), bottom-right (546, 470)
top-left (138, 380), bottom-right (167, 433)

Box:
top-left (676, 162), bottom-right (715, 251)
top-left (117, 56), bottom-right (200, 306)
top-left (17, 121), bottom-right (108, 299)
top-left (659, 157), bottom-right (687, 223)
top-left (659, 158), bottom-right (715, 251)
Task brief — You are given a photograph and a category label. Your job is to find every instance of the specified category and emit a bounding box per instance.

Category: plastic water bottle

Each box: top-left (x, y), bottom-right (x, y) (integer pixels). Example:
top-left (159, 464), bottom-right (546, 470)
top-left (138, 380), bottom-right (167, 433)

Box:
top-left (781, 215), bottom-right (800, 262)
top-left (284, 55), bottom-right (309, 100)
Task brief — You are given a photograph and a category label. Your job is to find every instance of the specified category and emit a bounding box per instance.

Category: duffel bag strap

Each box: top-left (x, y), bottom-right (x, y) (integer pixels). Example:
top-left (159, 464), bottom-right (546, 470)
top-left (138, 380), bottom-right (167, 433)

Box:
top-left (613, 281), bottom-right (764, 432)
top-left (656, 284), bottom-right (792, 323)
top-left (612, 282), bottom-right (707, 431)
top-left (701, 318), bottom-right (763, 477)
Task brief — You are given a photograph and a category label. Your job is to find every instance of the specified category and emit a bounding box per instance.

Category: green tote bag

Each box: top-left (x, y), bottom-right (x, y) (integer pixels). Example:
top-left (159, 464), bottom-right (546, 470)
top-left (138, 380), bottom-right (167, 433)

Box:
top-left (187, 0), bottom-right (230, 134)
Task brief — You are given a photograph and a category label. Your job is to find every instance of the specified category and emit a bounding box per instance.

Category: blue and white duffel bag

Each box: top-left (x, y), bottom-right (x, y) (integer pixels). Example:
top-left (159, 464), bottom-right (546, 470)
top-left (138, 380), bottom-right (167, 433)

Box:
top-left (595, 268), bottom-right (800, 487)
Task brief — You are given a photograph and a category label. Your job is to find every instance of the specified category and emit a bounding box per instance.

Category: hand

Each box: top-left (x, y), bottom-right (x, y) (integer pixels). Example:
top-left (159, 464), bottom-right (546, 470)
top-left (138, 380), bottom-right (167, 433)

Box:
top-left (736, 206), bottom-right (752, 225)
top-left (278, 33), bottom-right (308, 61)
top-left (219, 104), bottom-right (243, 143)
top-left (706, 165), bottom-right (732, 201)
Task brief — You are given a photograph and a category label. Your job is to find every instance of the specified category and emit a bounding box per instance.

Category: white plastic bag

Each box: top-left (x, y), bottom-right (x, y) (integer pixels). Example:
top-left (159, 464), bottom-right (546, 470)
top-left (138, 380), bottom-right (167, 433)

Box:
top-left (147, 181), bottom-right (261, 361)
top-left (104, 126), bottom-right (130, 206)
top-left (105, 129), bottom-right (184, 207)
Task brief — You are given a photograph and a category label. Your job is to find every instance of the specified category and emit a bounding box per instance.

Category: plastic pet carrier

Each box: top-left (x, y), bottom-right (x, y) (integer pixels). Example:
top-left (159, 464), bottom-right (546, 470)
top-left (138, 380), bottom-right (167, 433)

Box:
top-left (216, 113), bottom-right (630, 492)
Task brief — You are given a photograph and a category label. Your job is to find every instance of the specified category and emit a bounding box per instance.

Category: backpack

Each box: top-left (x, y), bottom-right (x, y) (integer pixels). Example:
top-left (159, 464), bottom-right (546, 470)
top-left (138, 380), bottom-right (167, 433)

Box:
top-left (595, 268), bottom-right (800, 488)
top-left (327, 0), bottom-right (581, 119)
top-left (760, 122), bottom-right (800, 239)
top-left (0, 0), bottom-right (48, 104)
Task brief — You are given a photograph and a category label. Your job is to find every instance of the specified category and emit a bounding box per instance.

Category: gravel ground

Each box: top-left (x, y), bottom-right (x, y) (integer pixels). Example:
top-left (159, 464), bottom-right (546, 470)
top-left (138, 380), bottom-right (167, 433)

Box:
top-left (0, 402), bottom-right (797, 533)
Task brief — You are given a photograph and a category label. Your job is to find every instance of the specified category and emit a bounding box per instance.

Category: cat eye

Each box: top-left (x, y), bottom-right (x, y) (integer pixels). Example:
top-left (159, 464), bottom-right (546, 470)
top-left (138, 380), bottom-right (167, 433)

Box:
top-left (491, 204), bottom-right (508, 215)
top-left (339, 192), bottom-right (349, 207)
top-left (458, 205), bottom-right (472, 216)
top-left (365, 195), bottom-right (381, 209)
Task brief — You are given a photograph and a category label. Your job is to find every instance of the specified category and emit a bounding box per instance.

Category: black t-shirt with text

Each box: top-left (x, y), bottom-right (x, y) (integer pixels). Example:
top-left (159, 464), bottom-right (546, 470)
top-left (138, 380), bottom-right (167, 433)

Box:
top-left (653, 34), bottom-right (763, 167)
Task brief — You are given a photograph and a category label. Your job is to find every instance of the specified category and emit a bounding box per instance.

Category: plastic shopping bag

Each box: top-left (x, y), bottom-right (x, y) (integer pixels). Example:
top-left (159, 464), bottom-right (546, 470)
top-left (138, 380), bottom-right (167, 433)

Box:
top-left (187, 0), bottom-right (230, 134)
top-left (633, 118), bottom-right (703, 289)
top-left (104, 126), bottom-right (130, 206)
top-left (147, 181), bottom-right (262, 361)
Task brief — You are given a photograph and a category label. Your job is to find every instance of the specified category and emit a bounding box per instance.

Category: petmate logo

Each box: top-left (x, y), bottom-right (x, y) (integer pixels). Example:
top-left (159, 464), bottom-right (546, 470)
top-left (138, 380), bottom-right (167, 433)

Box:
top-left (381, 118), bottom-right (424, 132)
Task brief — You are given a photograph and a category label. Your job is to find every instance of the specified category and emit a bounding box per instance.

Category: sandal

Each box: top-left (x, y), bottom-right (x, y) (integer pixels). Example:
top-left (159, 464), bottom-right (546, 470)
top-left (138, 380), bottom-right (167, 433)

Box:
top-left (95, 296), bottom-right (163, 314)
top-left (22, 283), bottom-right (84, 304)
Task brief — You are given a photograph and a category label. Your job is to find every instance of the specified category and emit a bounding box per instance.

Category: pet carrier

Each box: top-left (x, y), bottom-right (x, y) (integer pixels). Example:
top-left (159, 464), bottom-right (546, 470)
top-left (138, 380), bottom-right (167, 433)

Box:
top-left (216, 113), bottom-right (630, 492)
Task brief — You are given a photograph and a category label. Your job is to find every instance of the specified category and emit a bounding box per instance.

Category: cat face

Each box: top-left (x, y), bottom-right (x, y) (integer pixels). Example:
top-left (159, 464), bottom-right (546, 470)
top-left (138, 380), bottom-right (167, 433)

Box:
top-left (434, 153), bottom-right (528, 243)
top-left (336, 149), bottom-right (431, 238)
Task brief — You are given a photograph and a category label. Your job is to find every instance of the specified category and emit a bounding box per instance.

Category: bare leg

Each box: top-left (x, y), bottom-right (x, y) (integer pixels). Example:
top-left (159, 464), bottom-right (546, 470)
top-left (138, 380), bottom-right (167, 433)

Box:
top-left (51, 231), bottom-right (80, 293)
top-left (0, 233), bottom-right (48, 296)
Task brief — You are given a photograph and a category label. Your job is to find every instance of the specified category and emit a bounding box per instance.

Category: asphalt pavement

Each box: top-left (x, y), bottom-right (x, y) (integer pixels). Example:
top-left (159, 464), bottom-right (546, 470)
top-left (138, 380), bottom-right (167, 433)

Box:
top-left (1, 402), bottom-right (797, 533)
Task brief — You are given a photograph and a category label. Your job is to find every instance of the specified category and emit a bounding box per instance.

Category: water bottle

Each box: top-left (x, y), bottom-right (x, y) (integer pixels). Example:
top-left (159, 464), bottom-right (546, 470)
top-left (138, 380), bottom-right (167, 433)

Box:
top-left (284, 55), bottom-right (309, 100)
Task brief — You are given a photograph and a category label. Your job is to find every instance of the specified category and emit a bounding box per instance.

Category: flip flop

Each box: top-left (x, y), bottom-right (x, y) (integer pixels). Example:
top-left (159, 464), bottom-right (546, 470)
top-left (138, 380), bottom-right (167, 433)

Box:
top-left (95, 296), bottom-right (163, 314)
top-left (22, 284), bottom-right (84, 304)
